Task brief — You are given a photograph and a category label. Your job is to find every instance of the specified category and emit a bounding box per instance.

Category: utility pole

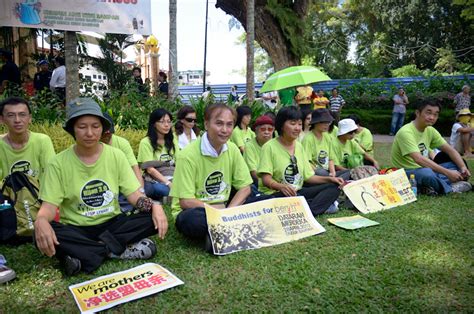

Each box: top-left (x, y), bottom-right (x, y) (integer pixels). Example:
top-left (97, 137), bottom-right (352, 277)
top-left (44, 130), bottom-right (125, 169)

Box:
top-left (202, 0), bottom-right (209, 93)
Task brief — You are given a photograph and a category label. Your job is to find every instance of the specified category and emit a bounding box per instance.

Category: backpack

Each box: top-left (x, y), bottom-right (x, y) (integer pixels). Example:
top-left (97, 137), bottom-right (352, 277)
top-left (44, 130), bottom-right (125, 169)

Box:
top-left (0, 171), bottom-right (41, 240)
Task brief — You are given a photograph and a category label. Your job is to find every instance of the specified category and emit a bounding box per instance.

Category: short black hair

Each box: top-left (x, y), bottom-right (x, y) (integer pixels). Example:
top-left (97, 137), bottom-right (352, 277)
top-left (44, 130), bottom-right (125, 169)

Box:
top-left (347, 114), bottom-right (361, 125)
top-left (132, 67), bottom-right (141, 73)
top-left (158, 71), bottom-right (167, 80)
top-left (0, 97), bottom-right (31, 115)
top-left (55, 56), bottom-right (65, 66)
top-left (416, 98), bottom-right (442, 113)
top-left (275, 106), bottom-right (302, 135)
top-left (236, 105), bottom-right (252, 129)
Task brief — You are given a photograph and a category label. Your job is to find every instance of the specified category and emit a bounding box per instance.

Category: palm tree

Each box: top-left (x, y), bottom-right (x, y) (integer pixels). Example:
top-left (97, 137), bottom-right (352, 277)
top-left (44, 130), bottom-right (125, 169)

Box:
top-left (169, 0), bottom-right (178, 100)
top-left (65, 31), bottom-right (80, 102)
top-left (246, 0), bottom-right (255, 102)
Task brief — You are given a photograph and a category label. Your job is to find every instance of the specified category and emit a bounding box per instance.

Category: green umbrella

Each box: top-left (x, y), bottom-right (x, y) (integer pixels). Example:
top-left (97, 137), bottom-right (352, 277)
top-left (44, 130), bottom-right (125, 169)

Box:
top-left (259, 66), bottom-right (331, 93)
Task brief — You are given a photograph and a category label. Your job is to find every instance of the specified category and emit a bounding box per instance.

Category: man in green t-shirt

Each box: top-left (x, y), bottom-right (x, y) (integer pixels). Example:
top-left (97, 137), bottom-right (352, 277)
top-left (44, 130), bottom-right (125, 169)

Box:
top-left (391, 100), bottom-right (471, 195)
top-left (0, 97), bottom-right (55, 183)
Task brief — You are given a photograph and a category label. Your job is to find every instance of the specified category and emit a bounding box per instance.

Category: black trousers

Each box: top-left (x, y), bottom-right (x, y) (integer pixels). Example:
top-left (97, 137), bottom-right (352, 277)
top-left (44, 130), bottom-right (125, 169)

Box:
top-left (49, 212), bottom-right (155, 273)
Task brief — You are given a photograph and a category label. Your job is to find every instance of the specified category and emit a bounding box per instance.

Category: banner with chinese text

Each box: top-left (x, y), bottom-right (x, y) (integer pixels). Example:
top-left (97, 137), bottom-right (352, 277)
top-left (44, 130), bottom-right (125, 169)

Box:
top-left (69, 263), bottom-right (183, 313)
top-left (343, 169), bottom-right (416, 214)
top-left (0, 0), bottom-right (151, 35)
top-left (205, 196), bottom-right (326, 255)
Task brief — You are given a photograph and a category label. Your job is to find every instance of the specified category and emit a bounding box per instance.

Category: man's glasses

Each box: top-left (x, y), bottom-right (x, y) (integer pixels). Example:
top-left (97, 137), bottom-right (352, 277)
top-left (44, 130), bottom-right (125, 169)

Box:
top-left (184, 117), bottom-right (197, 123)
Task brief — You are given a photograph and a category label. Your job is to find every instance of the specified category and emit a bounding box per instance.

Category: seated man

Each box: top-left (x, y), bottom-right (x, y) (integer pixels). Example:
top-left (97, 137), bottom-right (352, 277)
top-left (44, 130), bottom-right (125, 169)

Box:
top-left (391, 99), bottom-right (471, 195)
top-left (34, 98), bottom-right (168, 275)
top-left (171, 103), bottom-right (254, 250)
top-left (449, 109), bottom-right (473, 157)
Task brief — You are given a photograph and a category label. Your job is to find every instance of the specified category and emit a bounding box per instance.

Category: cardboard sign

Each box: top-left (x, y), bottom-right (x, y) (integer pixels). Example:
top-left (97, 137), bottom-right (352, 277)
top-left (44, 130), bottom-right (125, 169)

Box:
top-left (205, 196), bottom-right (326, 255)
top-left (328, 215), bottom-right (380, 230)
top-left (69, 263), bottom-right (183, 313)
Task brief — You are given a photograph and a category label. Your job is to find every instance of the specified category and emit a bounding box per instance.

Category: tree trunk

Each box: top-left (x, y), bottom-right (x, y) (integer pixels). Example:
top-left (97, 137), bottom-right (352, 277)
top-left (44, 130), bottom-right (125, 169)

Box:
top-left (216, 0), bottom-right (308, 70)
top-left (246, 0), bottom-right (255, 101)
top-left (65, 31), bottom-right (79, 103)
top-left (169, 0), bottom-right (178, 100)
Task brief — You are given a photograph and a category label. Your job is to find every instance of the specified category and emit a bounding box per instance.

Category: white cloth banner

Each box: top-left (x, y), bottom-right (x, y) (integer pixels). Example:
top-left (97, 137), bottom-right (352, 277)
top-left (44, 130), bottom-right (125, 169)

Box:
top-left (0, 0), bottom-right (151, 35)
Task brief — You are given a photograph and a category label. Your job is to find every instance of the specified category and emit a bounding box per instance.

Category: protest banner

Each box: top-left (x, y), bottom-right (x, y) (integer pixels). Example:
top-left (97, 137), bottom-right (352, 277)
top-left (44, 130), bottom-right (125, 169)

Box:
top-left (205, 196), bottom-right (326, 255)
top-left (0, 0), bottom-right (151, 35)
top-left (328, 215), bottom-right (380, 230)
top-left (343, 169), bottom-right (416, 214)
top-left (69, 263), bottom-right (183, 313)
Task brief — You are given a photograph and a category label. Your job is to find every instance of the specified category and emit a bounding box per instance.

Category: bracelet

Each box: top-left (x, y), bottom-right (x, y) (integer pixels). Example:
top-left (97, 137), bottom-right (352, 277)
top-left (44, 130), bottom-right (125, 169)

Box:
top-left (136, 196), bottom-right (153, 213)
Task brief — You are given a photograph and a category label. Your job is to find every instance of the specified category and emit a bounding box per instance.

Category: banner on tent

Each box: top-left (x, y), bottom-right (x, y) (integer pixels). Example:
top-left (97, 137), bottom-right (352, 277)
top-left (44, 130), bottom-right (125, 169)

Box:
top-left (0, 0), bottom-right (151, 35)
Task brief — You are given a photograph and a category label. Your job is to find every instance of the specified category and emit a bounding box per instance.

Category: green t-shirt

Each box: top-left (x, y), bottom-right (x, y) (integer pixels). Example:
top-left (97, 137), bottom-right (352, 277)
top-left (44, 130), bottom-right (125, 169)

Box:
top-left (302, 132), bottom-right (334, 170)
top-left (230, 126), bottom-right (255, 149)
top-left (109, 134), bottom-right (138, 167)
top-left (243, 137), bottom-right (263, 172)
top-left (257, 138), bottom-right (313, 195)
top-left (391, 122), bottom-right (446, 169)
top-left (39, 144), bottom-right (140, 226)
top-left (169, 138), bottom-right (253, 215)
top-left (354, 127), bottom-right (374, 157)
top-left (0, 131), bottom-right (55, 182)
top-left (328, 125), bottom-right (339, 140)
top-left (137, 136), bottom-right (179, 164)
top-left (332, 138), bottom-right (365, 169)
top-left (278, 88), bottom-right (296, 106)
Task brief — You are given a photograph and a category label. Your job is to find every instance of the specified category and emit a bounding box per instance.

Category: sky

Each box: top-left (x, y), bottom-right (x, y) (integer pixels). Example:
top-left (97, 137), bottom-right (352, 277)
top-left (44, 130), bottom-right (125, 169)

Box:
top-left (148, 0), bottom-right (247, 84)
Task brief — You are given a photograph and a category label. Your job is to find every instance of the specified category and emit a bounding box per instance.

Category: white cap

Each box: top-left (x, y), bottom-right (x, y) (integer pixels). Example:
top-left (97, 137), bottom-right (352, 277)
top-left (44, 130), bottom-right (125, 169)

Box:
top-left (337, 119), bottom-right (358, 136)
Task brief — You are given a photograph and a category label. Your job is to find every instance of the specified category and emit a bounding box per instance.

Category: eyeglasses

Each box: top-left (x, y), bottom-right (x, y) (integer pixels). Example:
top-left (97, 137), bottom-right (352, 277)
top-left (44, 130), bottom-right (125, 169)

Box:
top-left (258, 126), bottom-right (274, 132)
top-left (290, 155), bottom-right (299, 174)
top-left (184, 117), bottom-right (197, 123)
top-left (4, 112), bottom-right (29, 120)
top-left (157, 120), bottom-right (172, 125)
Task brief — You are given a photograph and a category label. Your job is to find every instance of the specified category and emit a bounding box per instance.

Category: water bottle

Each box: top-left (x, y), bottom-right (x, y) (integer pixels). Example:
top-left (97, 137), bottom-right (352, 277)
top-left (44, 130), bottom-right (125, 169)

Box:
top-left (24, 200), bottom-right (34, 230)
top-left (0, 200), bottom-right (12, 211)
top-left (409, 174), bottom-right (417, 196)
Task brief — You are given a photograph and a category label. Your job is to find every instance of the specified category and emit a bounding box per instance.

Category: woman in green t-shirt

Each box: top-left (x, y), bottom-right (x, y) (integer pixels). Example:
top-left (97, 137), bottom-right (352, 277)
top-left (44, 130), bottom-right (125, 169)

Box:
top-left (138, 108), bottom-right (178, 200)
top-left (230, 105), bottom-right (255, 153)
top-left (298, 108), bottom-right (312, 142)
top-left (34, 98), bottom-right (168, 275)
top-left (258, 106), bottom-right (344, 216)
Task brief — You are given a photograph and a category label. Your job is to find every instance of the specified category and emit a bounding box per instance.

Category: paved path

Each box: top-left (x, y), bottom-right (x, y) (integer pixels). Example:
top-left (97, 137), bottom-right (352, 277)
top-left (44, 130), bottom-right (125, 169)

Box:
top-left (373, 134), bottom-right (393, 143)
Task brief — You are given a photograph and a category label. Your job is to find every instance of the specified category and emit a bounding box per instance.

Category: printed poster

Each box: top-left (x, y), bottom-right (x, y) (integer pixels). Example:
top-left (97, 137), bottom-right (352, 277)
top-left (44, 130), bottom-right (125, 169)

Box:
top-left (343, 169), bottom-right (416, 214)
top-left (205, 196), bottom-right (326, 255)
top-left (328, 215), bottom-right (380, 230)
top-left (69, 263), bottom-right (183, 313)
top-left (0, 0), bottom-right (151, 35)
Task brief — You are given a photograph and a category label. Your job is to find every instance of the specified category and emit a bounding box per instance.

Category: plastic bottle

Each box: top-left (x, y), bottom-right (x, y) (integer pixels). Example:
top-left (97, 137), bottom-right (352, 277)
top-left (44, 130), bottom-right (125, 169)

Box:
top-left (24, 200), bottom-right (34, 229)
top-left (409, 174), bottom-right (417, 196)
top-left (0, 200), bottom-right (12, 211)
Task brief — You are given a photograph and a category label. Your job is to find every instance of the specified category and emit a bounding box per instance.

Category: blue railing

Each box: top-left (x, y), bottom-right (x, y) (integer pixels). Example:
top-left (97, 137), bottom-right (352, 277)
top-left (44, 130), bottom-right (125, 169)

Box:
top-left (177, 74), bottom-right (473, 103)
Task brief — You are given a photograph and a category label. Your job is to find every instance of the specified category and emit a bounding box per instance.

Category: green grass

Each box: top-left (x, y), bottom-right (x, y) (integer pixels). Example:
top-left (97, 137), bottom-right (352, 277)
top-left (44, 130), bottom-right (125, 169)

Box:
top-left (1, 143), bottom-right (473, 312)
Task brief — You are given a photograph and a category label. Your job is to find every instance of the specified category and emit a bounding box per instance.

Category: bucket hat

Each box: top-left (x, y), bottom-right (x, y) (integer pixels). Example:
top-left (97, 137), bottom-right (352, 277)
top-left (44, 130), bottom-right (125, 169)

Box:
top-left (63, 97), bottom-right (111, 135)
top-left (310, 109), bottom-right (334, 125)
top-left (456, 108), bottom-right (472, 118)
top-left (337, 118), bottom-right (358, 136)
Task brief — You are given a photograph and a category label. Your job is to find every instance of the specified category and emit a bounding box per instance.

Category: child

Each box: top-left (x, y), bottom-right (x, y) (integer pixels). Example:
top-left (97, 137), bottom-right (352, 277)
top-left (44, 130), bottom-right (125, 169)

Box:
top-left (449, 109), bottom-right (473, 157)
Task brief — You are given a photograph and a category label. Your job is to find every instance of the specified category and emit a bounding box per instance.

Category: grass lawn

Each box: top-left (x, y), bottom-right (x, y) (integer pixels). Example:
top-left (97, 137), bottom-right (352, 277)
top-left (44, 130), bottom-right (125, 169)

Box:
top-left (1, 142), bottom-right (473, 312)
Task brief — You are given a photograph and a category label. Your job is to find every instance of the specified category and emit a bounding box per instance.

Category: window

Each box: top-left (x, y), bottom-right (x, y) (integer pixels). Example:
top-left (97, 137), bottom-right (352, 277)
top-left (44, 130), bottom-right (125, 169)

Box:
top-left (93, 74), bottom-right (97, 79)
top-left (103, 76), bottom-right (107, 80)
top-left (85, 75), bottom-right (91, 80)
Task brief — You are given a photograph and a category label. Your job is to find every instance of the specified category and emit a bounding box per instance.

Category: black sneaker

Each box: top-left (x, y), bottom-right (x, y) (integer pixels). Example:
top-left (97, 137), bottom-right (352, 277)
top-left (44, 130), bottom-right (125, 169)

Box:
top-left (204, 234), bottom-right (214, 255)
top-left (63, 255), bottom-right (81, 276)
top-left (420, 186), bottom-right (438, 196)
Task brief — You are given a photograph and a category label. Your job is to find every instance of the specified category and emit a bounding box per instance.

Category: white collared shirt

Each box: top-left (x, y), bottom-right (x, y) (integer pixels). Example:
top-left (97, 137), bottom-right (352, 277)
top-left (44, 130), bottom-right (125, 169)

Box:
top-left (201, 132), bottom-right (228, 157)
top-left (50, 65), bottom-right (66, 89)
top-left (178, 129), bottom-right (197, 149)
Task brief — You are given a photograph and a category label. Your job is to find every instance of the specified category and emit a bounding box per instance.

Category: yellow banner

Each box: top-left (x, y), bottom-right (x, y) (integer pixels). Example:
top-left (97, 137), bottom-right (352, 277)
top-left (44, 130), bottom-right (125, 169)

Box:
top-left (205, 196), bottom-right (326, 255)
top-left (343, 169), bottom-right (416, 213)
top-left (69, 263), bottom-right (183, 313)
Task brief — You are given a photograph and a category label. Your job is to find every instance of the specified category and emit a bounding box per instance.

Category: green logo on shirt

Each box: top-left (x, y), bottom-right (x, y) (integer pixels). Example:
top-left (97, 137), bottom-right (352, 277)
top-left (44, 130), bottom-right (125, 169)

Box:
top-left (10, 160), bottom-right (36, 177)
top-left (205, 171), bottom-right (227, 195)
top-left (284, 163), bottom-right (299, 185)
top-left (80, 180), bottom-right (114, 208)
top-left (418, 143), bottom-right (428, 157)
top-left (318, 150), bottom-right (328, 167)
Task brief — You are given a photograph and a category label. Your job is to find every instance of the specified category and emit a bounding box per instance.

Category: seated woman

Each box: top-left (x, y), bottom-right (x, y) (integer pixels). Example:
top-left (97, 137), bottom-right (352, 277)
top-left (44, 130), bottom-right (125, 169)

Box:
top-left (298, 108), bottom-right (313, 142)
top-left (302, 109), bottom-right (350, 180)
top-left (34, 98), bottom-right (168, 275)
top-left (347, 114), bottom-right (374, 157)
top-left (175, 105), bottom-right (200, 150)
top-left (258, 106), bottom-right (344, 216)
top-left (243, 115), bottom-right (275, 192)
top-left (333, 119), bottom-right (379, 172)
top-left (230, 105), bottom-right (255, 153)
top-left (138, 109), bottom-right (179, 200)
top-left (171, 103), bottom-right (253, 246)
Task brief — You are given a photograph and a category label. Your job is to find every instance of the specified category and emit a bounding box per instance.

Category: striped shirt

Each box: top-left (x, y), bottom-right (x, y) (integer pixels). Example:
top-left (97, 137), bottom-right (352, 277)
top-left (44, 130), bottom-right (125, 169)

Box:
top-left (329, 95), bottom-right (345, 112)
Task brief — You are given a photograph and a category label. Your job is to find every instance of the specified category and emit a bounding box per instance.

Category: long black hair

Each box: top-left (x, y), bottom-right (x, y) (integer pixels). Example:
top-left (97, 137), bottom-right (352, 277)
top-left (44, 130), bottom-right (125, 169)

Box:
top-left (175, 105), bottom-right (200, 135)
top-left (235, 105), bottom-right (252, 129)
top-left (147, 108), bottom-right (175, 155)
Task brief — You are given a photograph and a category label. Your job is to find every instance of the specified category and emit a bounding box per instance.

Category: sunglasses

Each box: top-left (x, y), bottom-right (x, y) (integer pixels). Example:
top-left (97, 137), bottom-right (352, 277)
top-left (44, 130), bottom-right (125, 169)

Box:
top-left (184, 117), bottom-right (197, 123)
top-left (258, 126), bottom-right (274, 132)
top-left (290, 155), bottom-right (299, 174)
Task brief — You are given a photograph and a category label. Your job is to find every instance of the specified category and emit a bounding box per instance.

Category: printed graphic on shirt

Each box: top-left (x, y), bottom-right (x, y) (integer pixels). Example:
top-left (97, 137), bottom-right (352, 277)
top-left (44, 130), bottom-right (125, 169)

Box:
top-left (418, 143), bottom-right (428, 157)
top-left (79, 180), bottom-right (115, 217)
top-left (343, 153), bottom-right (350, 167)
top-left (10, 160), bottom-right (36, 177)
top-left (284, 163), bottom-right (302, 186)
top-left (159, 153), bottom-right (173, 163)
top-left (318, 150), bottom-right (329, 167)
top-left (198, 171), bottom-right (229, 202)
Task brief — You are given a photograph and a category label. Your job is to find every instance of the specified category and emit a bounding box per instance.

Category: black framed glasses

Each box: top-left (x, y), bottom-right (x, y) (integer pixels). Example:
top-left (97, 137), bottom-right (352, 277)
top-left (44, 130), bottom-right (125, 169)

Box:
top-left (184, 117), bottom-right (197, 123)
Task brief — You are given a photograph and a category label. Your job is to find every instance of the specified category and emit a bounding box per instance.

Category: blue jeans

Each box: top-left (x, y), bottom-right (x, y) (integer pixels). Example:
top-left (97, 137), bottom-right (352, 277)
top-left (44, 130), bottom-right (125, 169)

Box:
top-left (390, 112), bottom-right (405, 135)
top-left (144, 181), bottom-right (170, 200)
top-left (405, 162), bottom-right (458, 195)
